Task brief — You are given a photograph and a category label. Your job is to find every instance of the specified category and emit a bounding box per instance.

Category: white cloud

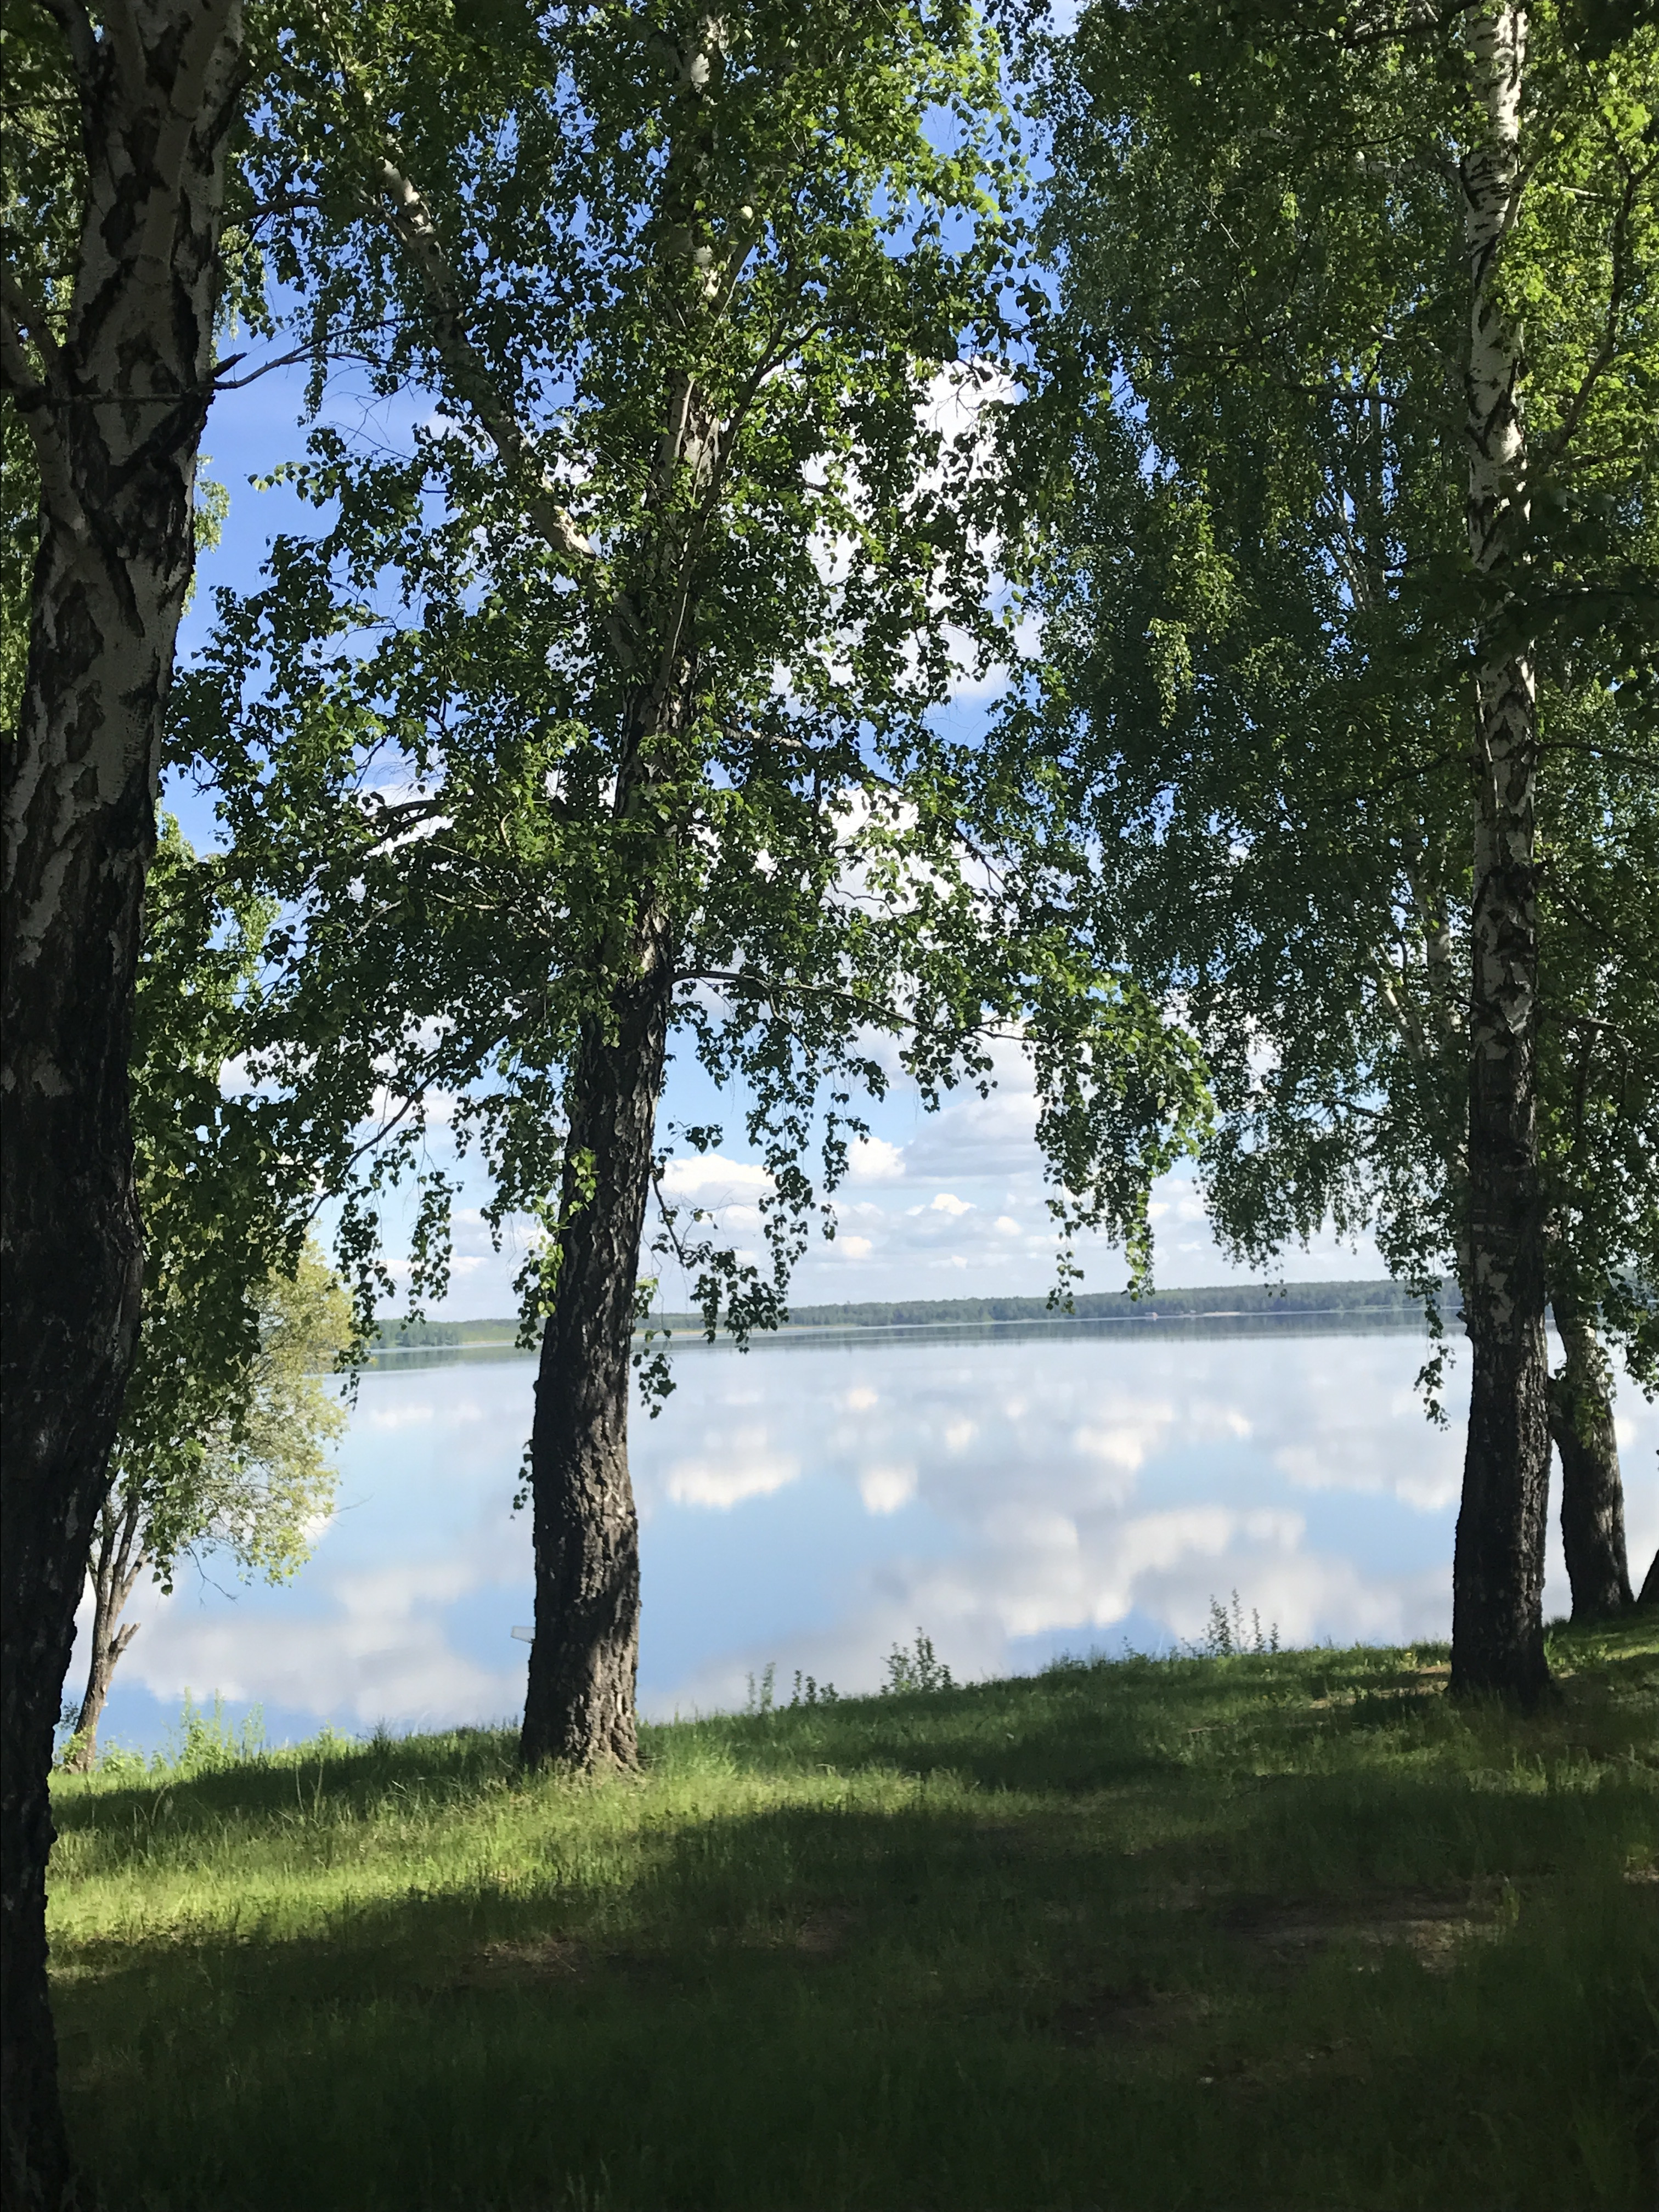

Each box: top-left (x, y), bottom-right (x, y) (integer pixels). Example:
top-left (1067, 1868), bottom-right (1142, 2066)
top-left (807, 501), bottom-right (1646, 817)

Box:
top-left (929, 1192), bottom-right (972, 1218)
top-left (846, 1135), bottom-right (906, 1183)
top-left (364, 1401), bottom-right (437, 1430)
top-left (839, 1236), bottom-right (874, 1260)
top-left (657, 1154), bottom-right (772, 1201)
top-left (667, 1449), bottom-right (800, 1509)
top-left (1075, 1419), bottom-right (1163, 1474)
top-left (858, 1463), bottom-right (917, 1514)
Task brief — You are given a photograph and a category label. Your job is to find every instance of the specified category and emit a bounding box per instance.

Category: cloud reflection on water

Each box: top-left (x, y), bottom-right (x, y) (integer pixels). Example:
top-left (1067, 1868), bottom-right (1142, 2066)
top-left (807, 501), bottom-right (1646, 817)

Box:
top-left (83, 1326), bottom-right (1658, 1752)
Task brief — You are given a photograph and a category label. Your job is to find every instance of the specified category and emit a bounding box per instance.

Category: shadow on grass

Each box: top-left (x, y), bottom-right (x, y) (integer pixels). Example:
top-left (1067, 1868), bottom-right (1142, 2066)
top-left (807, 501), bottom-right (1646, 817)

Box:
top-left (51, 1626), bottom-right (1659, 2212)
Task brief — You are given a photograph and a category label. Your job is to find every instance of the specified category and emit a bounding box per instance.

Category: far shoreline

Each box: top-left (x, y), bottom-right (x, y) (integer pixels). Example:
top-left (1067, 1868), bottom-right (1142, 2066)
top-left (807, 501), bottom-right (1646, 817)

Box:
top-left (365, 1282), bottom-right (1446, 1368)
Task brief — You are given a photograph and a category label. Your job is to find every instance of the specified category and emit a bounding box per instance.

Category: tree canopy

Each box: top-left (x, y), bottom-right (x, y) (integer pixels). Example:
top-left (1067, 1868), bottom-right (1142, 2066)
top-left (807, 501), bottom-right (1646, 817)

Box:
top-left (172, 0), bottom-right (1208, 1768)
top-left (994, 0), bottom-right (1657, 1667)
top-left (67, 1240), bottom-right (350, 1771)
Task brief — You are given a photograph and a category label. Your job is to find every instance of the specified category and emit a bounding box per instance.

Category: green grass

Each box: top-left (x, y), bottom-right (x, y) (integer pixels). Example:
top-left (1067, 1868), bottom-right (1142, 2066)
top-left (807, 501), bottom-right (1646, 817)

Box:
top-left (49, 1618), bottom-right (1659, 2210)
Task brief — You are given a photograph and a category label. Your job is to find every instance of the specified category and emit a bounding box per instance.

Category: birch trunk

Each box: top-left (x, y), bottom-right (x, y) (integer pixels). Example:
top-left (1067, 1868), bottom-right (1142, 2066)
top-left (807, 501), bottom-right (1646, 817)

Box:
top-left (1, 4), bottom-right (244, 2198)
top-left (520, 420), bottom-right (720, 1768)
top-left (1547, 1302), bottom-right (1633, 1620)
top-left (1450, 2), bottom-right (1551, 1703)
top-left (521, 934), bottom-right (671, 1770)
top-left (520, 356), bottom-right (709, 1768)
top-left (371, 19), bottom-right (738, 1771)
top-left (64, 1490), bottom-right (146, 1773)
top-left (519, 29), bottom-right (727, 1768)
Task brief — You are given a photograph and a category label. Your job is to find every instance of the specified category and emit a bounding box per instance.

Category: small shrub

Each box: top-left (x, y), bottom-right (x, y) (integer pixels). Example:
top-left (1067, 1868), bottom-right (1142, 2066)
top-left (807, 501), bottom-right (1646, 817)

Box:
top-left (747, 1662), bottom-right (840, 1712)
top-left (1198, 1591), bottom-right (1279, 1658)
top-left (163, 1691), bottom-right (268, 1773)
top-left (882, 1629), bottom-right (953, 1695)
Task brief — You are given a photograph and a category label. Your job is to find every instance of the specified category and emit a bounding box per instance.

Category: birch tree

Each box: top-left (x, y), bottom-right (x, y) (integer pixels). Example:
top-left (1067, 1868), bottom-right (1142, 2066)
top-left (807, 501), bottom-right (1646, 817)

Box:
top-left (1459, 1), bottom-right (1548, 1697)
top-left (1007, 0), bottom-right (1657, 1689)
top-left (66, 1243), bottom-right (349, 1768)
top-left (1, 0), bottom-right (252, 2194)
top-left (179, 0), bottom-right (1205, 1772)
top-left (55, 810), bottom-right (355, 1765)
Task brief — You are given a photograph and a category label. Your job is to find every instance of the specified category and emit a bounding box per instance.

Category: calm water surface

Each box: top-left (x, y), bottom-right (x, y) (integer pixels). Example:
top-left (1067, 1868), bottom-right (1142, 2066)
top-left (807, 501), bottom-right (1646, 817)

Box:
top-left (89, 1323), bottom-right (1659, 1753)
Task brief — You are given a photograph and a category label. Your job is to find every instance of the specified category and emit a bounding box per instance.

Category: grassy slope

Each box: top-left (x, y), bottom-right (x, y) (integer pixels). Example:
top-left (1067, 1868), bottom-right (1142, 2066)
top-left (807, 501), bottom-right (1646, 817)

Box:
top-left (49, 1619), bottom-right (1659, 2212)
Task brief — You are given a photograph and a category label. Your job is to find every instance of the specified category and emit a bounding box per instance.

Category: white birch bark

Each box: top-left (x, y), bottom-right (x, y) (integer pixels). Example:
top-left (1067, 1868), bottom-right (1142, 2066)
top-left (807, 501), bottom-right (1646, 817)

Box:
top-left (1451, 2), bottom-right (1552, 1699)
top-left (1, 3), bottom-right (246, 2195)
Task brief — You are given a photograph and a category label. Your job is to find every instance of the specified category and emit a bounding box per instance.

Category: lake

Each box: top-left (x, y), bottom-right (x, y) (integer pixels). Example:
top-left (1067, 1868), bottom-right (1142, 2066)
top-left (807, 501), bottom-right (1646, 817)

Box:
top-left (86, 1320), bottom-right (1659, 1753)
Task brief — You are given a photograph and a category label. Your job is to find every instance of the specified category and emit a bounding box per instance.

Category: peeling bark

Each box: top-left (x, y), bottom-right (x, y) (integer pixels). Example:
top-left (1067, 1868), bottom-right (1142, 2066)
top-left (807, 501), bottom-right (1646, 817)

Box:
top-left (1450, 3), bottom-right (1551, 1704)
top-left (1, 3), bottom-right (244, 2199)
top-left (1547, 1303), bottom-right (1634, 1621)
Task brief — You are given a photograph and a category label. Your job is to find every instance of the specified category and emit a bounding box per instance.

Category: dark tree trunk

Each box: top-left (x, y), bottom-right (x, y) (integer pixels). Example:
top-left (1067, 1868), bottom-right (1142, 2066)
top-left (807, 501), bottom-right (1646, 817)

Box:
top-left (1451, 5), bottom-right (1551, 1705)
top-left (521, 947), bottom-right (671, 1771)
top-left (1452, 642), bottom-right (1551, 1701)
top-left (1547, 1304), bottom-right (1633, 1622)
top-left (64, 1491), bottom-right (145, 1773)
top-left (1639, 1547), bottom-right (1659, 1610)
top-left (1, 6), bottom-right (243, 2200)
top-left (1454, 1262), bottom-right (1550, 1699)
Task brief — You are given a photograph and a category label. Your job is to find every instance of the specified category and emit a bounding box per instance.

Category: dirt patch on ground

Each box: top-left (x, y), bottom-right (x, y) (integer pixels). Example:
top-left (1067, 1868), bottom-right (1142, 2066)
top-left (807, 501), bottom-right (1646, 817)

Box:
top-left (459, 1934), bottom-right (591, 1988)
top-left (1224, 1889), bottom-right (1500, 1973)
top-left (1049, 1984), bottom-right (1206, 2044)
top-left (771, 1905), bottom-right (862, 1958)
top-left (1199, 2036), bottom-right (1374, 2094)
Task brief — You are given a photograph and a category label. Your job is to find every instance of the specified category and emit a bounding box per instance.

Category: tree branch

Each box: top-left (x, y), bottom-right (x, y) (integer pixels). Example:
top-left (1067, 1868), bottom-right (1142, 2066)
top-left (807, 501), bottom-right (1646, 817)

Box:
top-left (370, 158), bottom-right (599, 578)
top-left (1533, 155), bottom-right (1650, 479)
top-left (34, 0), bottom-right (98, 86)
top-left (1370, 956), bottom-right (1429, 1064)
top-left (88, 0), bottom-right (145, 92)
top-left (0, 264), bottom-right (66, 401)
top-left (689, 966), bottom-right (1027, 1047)
top-left (211, 344), bottom-right (382, 391)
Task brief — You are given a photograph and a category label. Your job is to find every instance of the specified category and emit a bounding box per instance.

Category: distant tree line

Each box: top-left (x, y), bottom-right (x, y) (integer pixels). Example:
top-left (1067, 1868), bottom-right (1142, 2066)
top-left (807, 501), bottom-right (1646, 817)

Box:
top-left (640, 1279), bottom-right (1434, 1332)
top-left (376, 1317), bottom-right (508, 1347)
